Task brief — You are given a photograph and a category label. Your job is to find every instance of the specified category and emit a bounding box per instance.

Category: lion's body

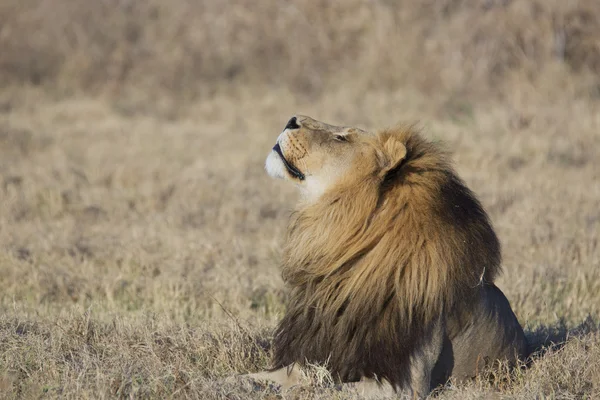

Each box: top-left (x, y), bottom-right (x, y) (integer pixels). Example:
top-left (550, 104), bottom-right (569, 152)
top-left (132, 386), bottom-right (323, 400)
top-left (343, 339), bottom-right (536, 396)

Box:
top-left (257, 116), bottom-right (528, 397)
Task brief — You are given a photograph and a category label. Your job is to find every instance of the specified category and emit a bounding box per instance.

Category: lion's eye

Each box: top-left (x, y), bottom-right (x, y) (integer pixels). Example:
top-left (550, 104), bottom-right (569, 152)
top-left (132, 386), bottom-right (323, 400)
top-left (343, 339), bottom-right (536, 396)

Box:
top-left (334, 135), bottom-right (348, 142)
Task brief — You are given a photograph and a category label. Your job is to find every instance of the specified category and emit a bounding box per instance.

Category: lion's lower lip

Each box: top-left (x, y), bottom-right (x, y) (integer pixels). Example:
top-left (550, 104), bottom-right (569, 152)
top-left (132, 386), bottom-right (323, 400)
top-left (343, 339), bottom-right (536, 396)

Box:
top-left (273, 143), bottom-right (305, 181)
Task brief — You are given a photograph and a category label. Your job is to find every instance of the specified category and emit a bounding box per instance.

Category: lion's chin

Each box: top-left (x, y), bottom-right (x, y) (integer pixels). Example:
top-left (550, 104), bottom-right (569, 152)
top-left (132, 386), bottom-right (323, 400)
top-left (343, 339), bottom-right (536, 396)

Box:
top-left (265, 150), bottom-right (287, 180)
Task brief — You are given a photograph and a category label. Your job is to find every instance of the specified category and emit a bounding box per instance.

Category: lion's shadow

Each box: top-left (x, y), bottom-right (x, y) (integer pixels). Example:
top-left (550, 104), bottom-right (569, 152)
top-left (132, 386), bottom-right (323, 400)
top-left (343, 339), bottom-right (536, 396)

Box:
top-left (524, 315), bottom-right (599, 363)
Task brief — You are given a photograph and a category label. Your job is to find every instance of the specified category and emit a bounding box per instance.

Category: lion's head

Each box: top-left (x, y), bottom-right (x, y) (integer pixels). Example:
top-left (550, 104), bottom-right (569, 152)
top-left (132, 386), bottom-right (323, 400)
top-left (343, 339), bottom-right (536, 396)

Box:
top-left (265, 115), bottom-right (503, 388)
top-left (265, 115), bottom-right (406, 203)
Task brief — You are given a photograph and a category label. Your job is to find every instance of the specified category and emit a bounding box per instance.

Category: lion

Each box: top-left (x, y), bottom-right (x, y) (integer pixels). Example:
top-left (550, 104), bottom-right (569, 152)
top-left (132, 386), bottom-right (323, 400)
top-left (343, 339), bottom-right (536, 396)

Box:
top-left (250, 115), bottom-right (528, 398)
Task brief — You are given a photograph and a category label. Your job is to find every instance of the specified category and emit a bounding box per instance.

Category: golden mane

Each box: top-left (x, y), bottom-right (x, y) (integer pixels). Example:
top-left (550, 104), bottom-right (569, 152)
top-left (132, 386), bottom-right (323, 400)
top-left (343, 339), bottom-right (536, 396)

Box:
top-left (272, 126), bottom-right (502, 387)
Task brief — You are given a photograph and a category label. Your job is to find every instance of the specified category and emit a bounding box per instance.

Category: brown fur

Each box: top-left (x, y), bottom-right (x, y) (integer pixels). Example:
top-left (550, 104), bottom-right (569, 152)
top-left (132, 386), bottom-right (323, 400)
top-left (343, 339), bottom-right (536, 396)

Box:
top-left (264, 117), bottom-right (527, 396)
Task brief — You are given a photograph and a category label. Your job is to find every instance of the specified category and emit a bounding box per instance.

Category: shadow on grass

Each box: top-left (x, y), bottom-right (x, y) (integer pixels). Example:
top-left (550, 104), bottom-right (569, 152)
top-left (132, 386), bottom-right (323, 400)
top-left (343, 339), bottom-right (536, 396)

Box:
top-left (524, 315), bottom-right (600, 364)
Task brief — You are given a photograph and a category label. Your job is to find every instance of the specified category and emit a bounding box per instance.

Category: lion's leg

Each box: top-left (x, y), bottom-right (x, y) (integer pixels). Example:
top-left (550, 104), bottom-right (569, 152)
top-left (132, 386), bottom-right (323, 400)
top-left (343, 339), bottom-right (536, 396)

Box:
top-left (243, 364), bottom-right (304, 390)
top-left (408, 316), bottom-right (445, 399)
top-left (345, 377), bottom-right (396, 399)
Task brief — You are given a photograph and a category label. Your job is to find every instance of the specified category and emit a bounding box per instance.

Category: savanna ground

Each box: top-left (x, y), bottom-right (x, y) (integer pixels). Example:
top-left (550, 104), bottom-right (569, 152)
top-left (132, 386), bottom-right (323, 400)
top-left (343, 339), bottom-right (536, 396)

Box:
top-left (1, 1), bottom-right (599, 398)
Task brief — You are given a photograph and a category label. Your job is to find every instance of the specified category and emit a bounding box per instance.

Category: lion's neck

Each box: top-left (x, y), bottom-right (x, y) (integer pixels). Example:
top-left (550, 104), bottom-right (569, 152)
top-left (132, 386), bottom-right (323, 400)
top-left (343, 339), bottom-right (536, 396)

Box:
top-left (282, 178), bottom-right (382, 286)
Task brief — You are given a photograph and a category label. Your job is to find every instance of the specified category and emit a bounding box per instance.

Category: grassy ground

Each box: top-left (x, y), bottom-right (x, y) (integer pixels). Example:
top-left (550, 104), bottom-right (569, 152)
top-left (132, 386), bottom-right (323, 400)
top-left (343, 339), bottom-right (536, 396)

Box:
top-left (1, 1), bottom-right (600, 399)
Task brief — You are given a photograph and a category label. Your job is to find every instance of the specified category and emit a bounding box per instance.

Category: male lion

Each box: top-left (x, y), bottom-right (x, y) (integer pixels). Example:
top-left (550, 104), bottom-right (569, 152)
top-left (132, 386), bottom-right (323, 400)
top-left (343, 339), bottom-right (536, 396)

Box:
top-left (252, 115), bottom-right (528, 398)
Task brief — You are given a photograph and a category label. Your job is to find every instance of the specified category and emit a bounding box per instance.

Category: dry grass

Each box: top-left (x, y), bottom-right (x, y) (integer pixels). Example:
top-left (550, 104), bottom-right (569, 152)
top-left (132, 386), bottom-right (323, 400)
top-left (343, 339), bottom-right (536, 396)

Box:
top-left (1, 0), bottom-right (600, 104)
top-left (0, 0), bottom-right (599, 398)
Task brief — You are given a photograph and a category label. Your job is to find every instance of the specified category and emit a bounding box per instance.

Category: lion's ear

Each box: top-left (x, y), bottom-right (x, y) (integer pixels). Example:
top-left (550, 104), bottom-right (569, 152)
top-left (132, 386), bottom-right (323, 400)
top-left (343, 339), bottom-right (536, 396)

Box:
top-left (379, 135), bottom-right (407, 175)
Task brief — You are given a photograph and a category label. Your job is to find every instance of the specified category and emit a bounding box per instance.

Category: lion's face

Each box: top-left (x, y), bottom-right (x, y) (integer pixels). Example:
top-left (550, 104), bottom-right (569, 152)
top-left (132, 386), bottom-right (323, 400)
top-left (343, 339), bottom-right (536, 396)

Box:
top-left (266, 116), bottom-right (394, 201)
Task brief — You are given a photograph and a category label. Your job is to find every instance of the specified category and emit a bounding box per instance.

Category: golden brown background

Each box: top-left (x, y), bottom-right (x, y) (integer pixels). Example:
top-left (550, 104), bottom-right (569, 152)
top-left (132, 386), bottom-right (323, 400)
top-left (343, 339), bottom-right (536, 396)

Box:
top-left (0, 1), bottom-right (599, 398)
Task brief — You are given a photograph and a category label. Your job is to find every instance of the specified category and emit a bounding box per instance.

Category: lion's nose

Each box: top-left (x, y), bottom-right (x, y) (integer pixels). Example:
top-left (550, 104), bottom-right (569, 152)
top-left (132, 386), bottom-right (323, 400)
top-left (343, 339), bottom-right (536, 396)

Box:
top-left (284, 116), bottom-right (300, 131)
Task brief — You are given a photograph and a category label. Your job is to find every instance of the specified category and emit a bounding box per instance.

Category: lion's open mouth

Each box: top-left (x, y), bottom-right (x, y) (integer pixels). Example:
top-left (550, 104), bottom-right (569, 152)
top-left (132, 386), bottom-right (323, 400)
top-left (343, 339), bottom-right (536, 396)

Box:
top-left (273, 143), bottom-right (305, 180)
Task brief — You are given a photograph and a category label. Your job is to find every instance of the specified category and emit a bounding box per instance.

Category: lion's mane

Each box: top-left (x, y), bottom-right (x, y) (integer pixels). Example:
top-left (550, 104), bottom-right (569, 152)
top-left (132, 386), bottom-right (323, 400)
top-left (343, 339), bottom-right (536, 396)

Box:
top-left (272, 127), bottom-right (501, 388)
